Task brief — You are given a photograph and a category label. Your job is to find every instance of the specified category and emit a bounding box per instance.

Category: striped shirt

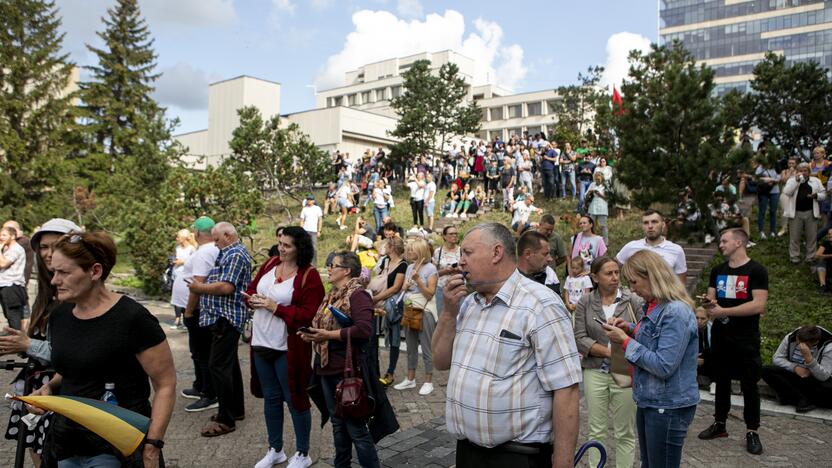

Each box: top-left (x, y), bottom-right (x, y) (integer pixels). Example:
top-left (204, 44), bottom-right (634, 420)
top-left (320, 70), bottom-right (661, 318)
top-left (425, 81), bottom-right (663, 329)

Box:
top-left (445, 269), bottom-right (582, 447)
top-left (199, 241), bottom-right (252, 333)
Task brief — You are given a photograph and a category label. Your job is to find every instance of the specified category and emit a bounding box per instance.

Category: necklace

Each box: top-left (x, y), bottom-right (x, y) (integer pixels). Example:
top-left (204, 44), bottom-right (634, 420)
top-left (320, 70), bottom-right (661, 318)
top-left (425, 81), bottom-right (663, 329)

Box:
top-left (276, 263), bottom-right (298, 284)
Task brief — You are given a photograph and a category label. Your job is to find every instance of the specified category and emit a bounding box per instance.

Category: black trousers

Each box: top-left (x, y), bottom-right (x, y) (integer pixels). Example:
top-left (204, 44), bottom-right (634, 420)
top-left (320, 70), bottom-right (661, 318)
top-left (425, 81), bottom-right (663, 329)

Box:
top-left (184, 309), bottom-right (214, 398)
top-left (456, 439), bottom-right (552, 468)
top-left (0, 285), bottom-right (26, 331)
top-left (208, 317), bottom-right (245, 426)
top-left (411, 198), bottom-right (424, 226)
top-left (712, 329), bottom-right (761, 430)
top-left (761, 365), bottom-right (832, 407)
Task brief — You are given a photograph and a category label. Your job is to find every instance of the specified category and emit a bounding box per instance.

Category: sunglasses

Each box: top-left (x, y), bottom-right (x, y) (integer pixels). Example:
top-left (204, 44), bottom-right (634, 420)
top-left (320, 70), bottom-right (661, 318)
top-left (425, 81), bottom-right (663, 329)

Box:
top-left (326, 263), bottom-right (348, 269)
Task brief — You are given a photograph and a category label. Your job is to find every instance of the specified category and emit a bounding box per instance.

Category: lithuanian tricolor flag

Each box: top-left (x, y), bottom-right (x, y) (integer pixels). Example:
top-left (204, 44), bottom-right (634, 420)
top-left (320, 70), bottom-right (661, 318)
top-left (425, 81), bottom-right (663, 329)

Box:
top-left (12, 395), bottom-right (150, 457)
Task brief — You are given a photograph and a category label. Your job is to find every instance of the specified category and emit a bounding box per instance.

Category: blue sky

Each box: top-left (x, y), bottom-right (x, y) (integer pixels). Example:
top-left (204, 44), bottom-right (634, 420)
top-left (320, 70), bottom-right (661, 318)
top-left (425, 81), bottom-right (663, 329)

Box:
top-left (55, 0), bottom-right (658, 134)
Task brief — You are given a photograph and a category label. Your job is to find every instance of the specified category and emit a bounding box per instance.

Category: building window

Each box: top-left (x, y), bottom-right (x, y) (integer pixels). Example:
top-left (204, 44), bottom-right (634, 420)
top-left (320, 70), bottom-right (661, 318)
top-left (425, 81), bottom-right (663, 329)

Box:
top-left (473, 93), bottom-right (484, 100)
top-left (362, 91), bottom-right (371, 104)
top-left (527, 102), bottom-right (542, 116)
top-left (376, 88), bottom-right (386, 101)
top-left (508, 104), bottom-right (522, 118)
top-left (348, 94), bottom-right (357, 106)
top-left (490, 106), bottom-right (503, 120)
top-left (334, 96), bottom-right (343, 106)
top-left (391, 86), bottom-right (402, 98)
top-left (481, 107), bottom-right (489, 120)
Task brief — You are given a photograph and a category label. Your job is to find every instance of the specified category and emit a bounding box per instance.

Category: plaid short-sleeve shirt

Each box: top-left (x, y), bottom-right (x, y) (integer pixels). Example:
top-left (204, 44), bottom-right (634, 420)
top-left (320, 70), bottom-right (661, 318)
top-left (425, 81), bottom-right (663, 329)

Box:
top-left (445, 269), bottom-right (582, 447)
top-left (199, 241), bottom-right (252, 333)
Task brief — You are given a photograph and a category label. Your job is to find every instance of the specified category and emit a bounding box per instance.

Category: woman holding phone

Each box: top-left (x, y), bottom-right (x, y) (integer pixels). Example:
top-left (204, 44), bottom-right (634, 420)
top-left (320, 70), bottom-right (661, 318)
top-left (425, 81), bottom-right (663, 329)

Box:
top-left (245, 226), bottom-right (325, 468)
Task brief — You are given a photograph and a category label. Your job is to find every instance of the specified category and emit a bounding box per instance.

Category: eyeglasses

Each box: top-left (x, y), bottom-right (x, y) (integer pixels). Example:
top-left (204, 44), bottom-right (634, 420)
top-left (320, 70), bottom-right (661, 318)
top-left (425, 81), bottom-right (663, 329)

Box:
top-left (326, 263), bottom-right (348, 269)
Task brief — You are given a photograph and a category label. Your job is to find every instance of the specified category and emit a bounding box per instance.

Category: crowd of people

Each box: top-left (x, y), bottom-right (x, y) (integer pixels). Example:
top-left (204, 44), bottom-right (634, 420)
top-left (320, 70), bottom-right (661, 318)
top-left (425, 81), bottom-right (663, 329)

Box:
top-left (0, 135), bottom-right (829, 468)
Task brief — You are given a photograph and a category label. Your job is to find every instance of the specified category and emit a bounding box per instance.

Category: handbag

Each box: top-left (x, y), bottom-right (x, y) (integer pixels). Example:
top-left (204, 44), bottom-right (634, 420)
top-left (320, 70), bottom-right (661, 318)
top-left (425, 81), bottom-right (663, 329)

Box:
top-left (610, 301), bottom-right (638, 388)
top-left (402, 300), bottom-right (424, 331)
top-left (335, 329), bottom-right (373, 420)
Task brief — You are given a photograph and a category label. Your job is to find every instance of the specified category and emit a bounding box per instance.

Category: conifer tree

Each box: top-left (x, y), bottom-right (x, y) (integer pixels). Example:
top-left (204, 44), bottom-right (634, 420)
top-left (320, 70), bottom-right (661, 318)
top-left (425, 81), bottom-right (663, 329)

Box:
top-left (0, 0), bottom-right (76, 226)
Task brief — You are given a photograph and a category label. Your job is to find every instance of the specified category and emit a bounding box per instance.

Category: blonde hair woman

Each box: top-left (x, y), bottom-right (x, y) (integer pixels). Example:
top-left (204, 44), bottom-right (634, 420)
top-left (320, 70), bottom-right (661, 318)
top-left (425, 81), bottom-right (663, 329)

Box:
top-left (170, 228), bottom-right (197, 328)
top-left (604, 250), bottom-right (699, 468)
top-left (393, 238), bottom-right (438, 395)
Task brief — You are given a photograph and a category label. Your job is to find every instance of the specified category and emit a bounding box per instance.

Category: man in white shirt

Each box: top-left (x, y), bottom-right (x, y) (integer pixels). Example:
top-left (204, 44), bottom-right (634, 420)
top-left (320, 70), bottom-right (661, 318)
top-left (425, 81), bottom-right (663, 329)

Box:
top-left (425, 173), bottom-right (437, 232)
top-left (617, 209), bottom-right (688, 284)
top-left (511, 196), bottom-right (543, 235)
top-left (300, 195), bottom-right (324, 266)
top-left (0, 226), bottom-right (27, 331)
top-left (408, 173), bottom-right (426, 228)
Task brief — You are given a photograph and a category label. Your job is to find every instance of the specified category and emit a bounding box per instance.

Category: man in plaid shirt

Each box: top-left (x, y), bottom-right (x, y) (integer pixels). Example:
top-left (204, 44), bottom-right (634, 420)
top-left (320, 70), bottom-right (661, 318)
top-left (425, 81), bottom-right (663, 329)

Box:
top-left (189, 221), bottom-right (252, 436)
top-left (433, 222), bottom-right (582, 468)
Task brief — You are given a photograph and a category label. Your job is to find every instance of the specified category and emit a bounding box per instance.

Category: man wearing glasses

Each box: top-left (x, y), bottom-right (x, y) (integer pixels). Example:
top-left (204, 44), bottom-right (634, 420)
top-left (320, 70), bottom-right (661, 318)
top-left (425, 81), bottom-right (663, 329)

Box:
top-left (432, 226), bottom-right (461, 315)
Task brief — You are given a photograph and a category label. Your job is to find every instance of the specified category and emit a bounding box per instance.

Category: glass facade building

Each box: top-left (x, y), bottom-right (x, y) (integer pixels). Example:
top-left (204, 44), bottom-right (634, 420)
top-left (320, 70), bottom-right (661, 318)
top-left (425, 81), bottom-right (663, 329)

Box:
top-left (660, 0), bottom-right (832, 94)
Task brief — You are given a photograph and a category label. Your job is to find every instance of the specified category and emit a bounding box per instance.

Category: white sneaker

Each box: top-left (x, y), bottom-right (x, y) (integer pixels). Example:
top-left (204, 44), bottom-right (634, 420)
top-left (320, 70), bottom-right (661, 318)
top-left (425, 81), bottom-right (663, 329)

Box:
top-left (460, 213), bottom-right (467, 219)
top-left (393, 378), bottom-right (417, 390)
top-left (760, 232), bottom-right (768, 240)
top-left (254, 448), bottom-right (287, 468)
top-left (418, 382), bottom-right (434, 396)
top-left (287, 452), bottom-right (313, 468)
top-left (709, 382), bottom-right (716, 395)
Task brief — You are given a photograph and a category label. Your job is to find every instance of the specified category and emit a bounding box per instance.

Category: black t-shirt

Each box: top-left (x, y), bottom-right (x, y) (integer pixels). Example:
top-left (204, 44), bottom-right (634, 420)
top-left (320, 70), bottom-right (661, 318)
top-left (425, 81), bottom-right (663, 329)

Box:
top-left (795, 182), bottom-right (813, 212)
top-left (386, 260), bottom-right (407, 289)
top-left (49, 296), bottom-right (166, 458)
top-left (821, 240), bottom-right (832, 269)
top-left (709, 259), bottom-right (768, 336)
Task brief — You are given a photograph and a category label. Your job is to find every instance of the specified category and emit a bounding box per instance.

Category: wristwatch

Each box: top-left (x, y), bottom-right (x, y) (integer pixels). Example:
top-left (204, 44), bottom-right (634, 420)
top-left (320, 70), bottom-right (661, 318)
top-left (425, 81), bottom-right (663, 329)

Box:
top-left (145, 438), bottom-right (165, 449)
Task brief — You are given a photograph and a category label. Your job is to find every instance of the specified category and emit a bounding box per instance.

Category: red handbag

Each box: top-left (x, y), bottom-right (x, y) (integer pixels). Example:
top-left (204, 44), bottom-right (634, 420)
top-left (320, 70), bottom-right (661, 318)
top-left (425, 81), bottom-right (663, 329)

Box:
top-left (335, 329), bottom-right (373, 420)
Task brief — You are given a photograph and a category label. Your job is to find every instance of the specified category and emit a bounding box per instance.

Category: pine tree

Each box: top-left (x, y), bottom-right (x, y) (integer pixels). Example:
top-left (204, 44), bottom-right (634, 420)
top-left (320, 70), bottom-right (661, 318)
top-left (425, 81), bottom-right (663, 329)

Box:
top-left (79, 0), bottom-right (172, 209)
top-left (0, 0), bottom-right (77, 227)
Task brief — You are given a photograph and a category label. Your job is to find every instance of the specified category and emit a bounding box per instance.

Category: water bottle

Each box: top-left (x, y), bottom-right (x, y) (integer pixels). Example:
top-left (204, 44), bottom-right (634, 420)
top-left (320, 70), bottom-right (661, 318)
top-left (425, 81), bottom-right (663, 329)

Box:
top-left (102, 383), bottom-right (118, 406)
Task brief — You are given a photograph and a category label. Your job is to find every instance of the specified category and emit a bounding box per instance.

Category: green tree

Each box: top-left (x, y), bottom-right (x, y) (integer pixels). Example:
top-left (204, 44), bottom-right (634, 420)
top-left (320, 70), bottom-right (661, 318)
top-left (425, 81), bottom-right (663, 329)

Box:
top-left (748, 52), bottom-right (832, 158)
top-left (229, 106), bottom-right (330, 208)
top-left (550, 66), bottom-right (608, 145)
top-left (389, 60), bottom-right (480, 160)
top-left (0, 0), bottom-right (77, 227)
top-left (613, 42), bottom-right (734, 209)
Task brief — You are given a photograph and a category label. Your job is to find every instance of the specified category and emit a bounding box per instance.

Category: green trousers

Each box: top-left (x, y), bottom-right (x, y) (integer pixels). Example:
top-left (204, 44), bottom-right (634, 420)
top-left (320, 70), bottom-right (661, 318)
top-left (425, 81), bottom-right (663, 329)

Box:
top-left (583, 368), bottom-right (637, 468)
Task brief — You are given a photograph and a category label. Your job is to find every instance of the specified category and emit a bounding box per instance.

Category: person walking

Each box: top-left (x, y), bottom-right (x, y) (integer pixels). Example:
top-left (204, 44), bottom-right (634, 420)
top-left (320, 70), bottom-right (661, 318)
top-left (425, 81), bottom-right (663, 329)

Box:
top-left (246, 227), bottom-right (324, 468)
top-left (604, 250), bottom-right (699, 468)
top-left (573, 257), bottom-right (642, 468)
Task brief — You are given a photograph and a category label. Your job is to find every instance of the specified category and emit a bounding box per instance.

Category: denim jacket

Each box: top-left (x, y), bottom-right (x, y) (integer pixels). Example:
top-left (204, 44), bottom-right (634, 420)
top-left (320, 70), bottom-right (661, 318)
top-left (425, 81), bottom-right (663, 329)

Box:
top-left (624, 300), bottom-right (700, 409)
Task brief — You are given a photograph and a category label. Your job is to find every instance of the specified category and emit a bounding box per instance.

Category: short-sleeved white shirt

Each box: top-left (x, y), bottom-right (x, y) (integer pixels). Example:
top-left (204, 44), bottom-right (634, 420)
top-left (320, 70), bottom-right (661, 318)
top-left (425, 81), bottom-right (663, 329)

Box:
top-left (0, 243), bottom-right (25, 287)
top-left (252, 268), bottom-right (293, 351)
top-left (170, 242), bottom-right (220, 308)
top-left (300, 205), bottom-right (323, 233)
top-left (616, 238), bottom-right (688, 275)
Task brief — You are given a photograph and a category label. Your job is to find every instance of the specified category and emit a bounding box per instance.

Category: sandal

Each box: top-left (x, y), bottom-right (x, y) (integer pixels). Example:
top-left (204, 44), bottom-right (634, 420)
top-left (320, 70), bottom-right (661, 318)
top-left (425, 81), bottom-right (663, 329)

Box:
top-left (210, 413), bottom-right (245, 422)
top-left (201, 421), bottom-right (235, 437)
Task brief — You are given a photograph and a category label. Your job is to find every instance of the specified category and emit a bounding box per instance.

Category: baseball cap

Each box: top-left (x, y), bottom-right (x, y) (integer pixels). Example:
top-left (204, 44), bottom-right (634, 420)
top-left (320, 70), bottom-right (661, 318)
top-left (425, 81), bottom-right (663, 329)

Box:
top-left (31, 218), bottom-right (83, 250)
top-left (191, 216), bottom-right (215, 233)
top-left (306, 194), bottom-right (315, 200)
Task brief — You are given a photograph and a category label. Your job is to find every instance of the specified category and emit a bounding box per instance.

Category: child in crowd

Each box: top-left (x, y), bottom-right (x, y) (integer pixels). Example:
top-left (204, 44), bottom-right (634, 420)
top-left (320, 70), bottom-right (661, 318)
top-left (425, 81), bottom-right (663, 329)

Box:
top-left (562, 256), bottom-right (593, 319)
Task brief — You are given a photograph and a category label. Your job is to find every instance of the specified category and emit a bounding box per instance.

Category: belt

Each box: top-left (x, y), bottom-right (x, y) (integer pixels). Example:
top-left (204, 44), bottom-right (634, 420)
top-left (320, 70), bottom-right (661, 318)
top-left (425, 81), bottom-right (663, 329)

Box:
top-left (463, 439), bottom-right (552, 456)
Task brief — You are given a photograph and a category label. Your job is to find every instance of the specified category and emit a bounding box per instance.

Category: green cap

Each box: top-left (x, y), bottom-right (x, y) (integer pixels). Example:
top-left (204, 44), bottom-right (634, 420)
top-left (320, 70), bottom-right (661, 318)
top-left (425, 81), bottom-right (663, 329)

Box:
top-left (191, 216), bottom-right (215, 233)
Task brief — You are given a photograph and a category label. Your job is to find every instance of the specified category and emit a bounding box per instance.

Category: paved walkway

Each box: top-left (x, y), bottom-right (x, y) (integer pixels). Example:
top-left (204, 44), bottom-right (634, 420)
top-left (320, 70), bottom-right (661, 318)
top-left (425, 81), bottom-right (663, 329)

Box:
top-left (0, 298), bottom-right (829, 467)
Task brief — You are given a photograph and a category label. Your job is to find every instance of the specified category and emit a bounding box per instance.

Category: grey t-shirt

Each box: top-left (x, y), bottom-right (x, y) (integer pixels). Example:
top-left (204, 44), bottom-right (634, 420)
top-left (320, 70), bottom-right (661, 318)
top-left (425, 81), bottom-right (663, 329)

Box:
top-left (405, 262), bottom-right (438, 295)
top-left (0, 243), bottom-right (26, 287)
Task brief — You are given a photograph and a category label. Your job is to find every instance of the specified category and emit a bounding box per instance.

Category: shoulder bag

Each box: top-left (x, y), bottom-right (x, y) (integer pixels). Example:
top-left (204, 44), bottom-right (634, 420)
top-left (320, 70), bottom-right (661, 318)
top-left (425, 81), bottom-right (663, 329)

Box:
top-left (609, 301), bottom-right (638, 388)
top-left (335, 329), bottom-right (373, 420)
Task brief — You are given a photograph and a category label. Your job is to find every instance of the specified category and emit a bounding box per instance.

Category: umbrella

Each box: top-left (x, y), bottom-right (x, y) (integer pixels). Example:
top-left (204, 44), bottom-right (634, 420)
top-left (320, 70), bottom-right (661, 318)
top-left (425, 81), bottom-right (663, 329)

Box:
top-left (12, 395), bottom-right (150, 457)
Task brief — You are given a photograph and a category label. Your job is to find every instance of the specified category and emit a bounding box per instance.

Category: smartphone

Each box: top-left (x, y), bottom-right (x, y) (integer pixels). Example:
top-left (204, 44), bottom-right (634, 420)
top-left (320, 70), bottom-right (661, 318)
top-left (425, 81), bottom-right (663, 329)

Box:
top-left (240, 291), bottom-right (252, 299)
top-left (298, 326), bottom-right (312, 334)
top-left (184, 278), bottom-right (193, 285)
top-left (593, 317), bottom-right (608, 327)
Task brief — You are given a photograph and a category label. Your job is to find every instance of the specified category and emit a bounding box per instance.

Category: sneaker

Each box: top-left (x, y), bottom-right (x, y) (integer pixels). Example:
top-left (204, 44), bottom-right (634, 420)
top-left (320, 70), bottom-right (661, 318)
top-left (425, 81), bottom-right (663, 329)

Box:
top-left (287, 452), bottom-right (313, 468)
top-left (393, 378), bottom-right (417, 390)
top-left (460, 213), bottom-right (467, 219)
top-left (418, 382), bottom-right (434, 396)
top-left (697, 421), bottom-right (728, 440)
top-left (709, 382), bottom-right (716, 395)
top-left (185, 397), bottom-right (219, 412)
top-left (770, 232), bottom-right (777, 239)
top-left (760, 232), bottom-right (767, 240)
top-left (254, 448), bottom-right (287, 468)
top-left (180, 388), bottom-right (203, 400)
top-left (746, 241), bottom-right (757, 248)
top-left (746, 431), bottom-right (763, 455)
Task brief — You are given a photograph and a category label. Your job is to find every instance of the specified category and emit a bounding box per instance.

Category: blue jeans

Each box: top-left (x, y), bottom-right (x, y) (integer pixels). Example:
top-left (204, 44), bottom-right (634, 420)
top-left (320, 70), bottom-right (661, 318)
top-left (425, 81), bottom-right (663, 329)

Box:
top-left (757, 192), bottom-right (779, 234)
top-left (58, 454), bottom-right (121, 468)
top-left (636, 405), bottom-right (696, 468)
top-left (320, 373), bottom-right (380, 468)
top-left (577, 179), bottom-right (592, 212)
top-left (373, 205), bottom-right (388, 233)
top-left (561, 170), bottom-right (576, 199)
top-left (541, 169), bottom-right (556, 199)
top-left (253, 352), bottom-right (312, 453)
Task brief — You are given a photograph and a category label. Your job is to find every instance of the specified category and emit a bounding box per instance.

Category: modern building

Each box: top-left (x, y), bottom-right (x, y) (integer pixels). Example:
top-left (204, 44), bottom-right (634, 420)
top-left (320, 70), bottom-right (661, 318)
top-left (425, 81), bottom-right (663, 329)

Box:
top-left (660, 0), bottom-right (832, 94)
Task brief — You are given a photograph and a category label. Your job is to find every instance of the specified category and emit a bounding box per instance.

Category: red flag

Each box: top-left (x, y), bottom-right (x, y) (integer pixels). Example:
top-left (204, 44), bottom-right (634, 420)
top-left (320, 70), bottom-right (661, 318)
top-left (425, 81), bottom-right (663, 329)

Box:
top-left (612, 86), bottom-right (624, 116)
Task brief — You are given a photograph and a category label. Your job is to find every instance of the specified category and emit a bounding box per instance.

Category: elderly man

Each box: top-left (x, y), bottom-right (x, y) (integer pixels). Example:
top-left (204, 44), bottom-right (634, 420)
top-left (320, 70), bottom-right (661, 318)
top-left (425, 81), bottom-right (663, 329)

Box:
top-left (517, 230), bottom-right (560, 294)
top-left (189, 222), bottom-right (252, 437)
top-left (433, 223), bottom-right (581, 468)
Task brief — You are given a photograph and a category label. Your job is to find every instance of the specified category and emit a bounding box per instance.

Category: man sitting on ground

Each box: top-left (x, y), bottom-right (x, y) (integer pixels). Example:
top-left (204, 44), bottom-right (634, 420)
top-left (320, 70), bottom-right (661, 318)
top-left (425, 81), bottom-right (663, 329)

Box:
top-left (511, 195), bottom-right (542, 235)
top-left (762, 325), bottom-right (832, 413)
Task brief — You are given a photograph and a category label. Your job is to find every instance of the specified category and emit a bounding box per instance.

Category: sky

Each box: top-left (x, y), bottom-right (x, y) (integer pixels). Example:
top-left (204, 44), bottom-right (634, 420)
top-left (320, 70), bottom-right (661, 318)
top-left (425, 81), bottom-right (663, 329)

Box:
top-left (54, 0), bottom-right (658, 135)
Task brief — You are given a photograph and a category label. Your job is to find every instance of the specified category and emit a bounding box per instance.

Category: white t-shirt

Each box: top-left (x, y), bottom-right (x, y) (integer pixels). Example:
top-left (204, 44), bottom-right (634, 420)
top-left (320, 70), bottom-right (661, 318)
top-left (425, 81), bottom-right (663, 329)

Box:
top-left (252, 268), bottom-right (293, 351)
top-left (408, 181), bottom-right (425, 201)
top-left (425, 181), bottom-right (437, 203)
top-left (544, 266), bottom-right (560, 286)
top-left (564, 275), bottom-right (593, 306)
top-left (372, 187), bottom-right (387, 207)
top-left (300, 205), bottom-right (323, 233)
top-left (336, 183), bottom-right (351, 201)
top-left (0, 243), bottom-right (25, 287)
top-left (174, 244), bottom-right (195, 277)
top-left (433, 245), bottom-right (460, 288)
top-left (511, 201), bottom-right (537, 225)
top-left (616, 238), bottom-right (688, 275)
top-left (170, 242), bottom-right (220, 308)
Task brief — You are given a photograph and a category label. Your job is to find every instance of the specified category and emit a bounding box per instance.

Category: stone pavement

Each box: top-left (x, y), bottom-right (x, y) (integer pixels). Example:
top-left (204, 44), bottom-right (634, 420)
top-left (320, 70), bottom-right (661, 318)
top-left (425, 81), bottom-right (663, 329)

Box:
top-left (0, 297), bottom-right (829, 467)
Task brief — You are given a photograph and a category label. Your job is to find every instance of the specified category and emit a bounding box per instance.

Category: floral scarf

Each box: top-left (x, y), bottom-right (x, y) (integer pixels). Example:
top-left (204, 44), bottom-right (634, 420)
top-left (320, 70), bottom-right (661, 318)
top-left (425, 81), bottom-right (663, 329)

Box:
top-left (312, 277), bottom-right (366, 368)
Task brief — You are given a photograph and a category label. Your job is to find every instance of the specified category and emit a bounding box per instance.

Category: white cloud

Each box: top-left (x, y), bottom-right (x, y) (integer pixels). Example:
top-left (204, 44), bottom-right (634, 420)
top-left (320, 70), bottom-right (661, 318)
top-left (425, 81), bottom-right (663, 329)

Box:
top-left (153, 62), bottom-right (211, 110)
top-left (601, 32), bottom-right (652, 90)
top-left (396, 0), bottom-right (423, 19)
top-left (315, 10), bottom-right (527, 91)
top-left (273, 0), bottom-right (296, 14)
